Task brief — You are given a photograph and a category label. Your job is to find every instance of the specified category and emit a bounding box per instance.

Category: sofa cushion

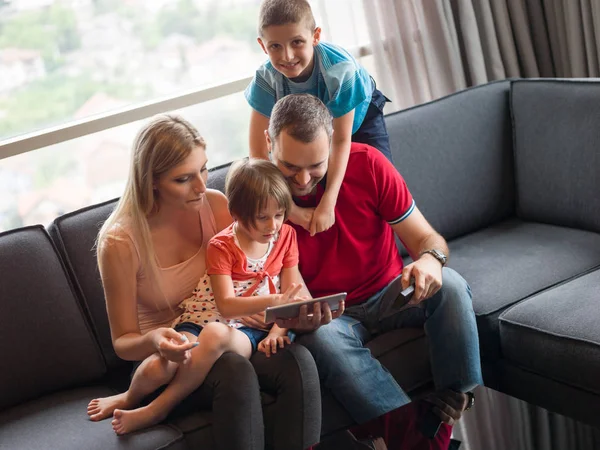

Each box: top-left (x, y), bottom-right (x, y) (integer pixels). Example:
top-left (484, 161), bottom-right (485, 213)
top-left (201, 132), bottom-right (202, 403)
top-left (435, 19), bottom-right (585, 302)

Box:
top-left (48, 198), bottom-right (121, 370)
top-left (499, 269), bottom-right (600, 396)
top-left (0, 386), bottom-right (185, 450)
top-left (0, 226), bottom-right (106, 410)
top-left (511, 79), bottom-right (600, 234)
top-left (447, 219), bottom-right (600, 361)
top-left (386, 80), bottom-right (514, 243)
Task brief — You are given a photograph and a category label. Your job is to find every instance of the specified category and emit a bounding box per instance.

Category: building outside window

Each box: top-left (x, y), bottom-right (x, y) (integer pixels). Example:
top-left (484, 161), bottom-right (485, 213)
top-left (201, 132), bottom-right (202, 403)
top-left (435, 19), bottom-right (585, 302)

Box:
top-left (0, 0), bottom-right (374, 232)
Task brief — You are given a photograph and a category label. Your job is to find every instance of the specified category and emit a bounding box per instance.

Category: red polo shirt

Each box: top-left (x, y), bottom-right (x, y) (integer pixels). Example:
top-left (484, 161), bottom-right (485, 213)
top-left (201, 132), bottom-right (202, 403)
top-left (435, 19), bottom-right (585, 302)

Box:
top-left (291, 143), bottom-right (415, 306)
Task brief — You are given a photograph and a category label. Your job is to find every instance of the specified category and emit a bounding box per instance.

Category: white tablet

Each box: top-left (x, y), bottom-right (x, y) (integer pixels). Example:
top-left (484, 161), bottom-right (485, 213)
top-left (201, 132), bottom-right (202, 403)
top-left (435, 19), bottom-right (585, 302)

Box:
top-left (264, 292), bottom-right (347, 323)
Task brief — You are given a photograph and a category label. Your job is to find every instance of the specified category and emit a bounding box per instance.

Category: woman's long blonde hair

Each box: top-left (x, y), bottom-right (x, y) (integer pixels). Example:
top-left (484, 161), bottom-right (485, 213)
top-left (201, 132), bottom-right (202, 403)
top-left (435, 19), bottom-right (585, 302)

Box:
top-left (97, 114), bottom-right (206, 289)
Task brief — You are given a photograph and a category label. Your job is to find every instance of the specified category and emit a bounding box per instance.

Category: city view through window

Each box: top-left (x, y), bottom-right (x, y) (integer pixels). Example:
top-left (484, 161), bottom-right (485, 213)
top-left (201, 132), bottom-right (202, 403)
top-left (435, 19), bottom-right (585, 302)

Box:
top-left (0, 0), bottom-right (373, 232)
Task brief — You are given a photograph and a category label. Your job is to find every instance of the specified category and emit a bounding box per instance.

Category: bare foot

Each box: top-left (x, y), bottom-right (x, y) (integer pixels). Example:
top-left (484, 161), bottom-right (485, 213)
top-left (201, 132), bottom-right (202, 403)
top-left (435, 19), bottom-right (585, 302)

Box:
top-left (87, 393), bottom-right (133, 421)
top-left (111, 406), bottom-right (166, 435)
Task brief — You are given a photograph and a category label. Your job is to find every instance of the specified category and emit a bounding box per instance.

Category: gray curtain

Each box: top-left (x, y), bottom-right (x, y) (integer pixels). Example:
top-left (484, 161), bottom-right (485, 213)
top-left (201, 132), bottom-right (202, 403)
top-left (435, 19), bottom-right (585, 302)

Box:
top-left (453, 386), bottom-right (600, 450)
top-left (363, 0), bottom-right (600, 110)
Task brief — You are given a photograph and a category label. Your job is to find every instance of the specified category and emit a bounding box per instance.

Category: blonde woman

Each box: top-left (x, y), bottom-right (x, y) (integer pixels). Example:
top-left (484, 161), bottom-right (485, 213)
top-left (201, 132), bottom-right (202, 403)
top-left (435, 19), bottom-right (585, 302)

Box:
top-left (86, 114), bottom-right (320, 450)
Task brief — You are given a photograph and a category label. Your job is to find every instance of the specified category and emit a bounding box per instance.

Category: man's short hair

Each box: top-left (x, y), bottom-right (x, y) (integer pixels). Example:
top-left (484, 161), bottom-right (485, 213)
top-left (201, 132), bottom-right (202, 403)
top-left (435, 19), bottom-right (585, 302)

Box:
top-left (225, 158), bottom-right (291, 230)
top-left (269, 94), bottom-right (333, 144)
top-left (258, 0), bottom-right (316, 36)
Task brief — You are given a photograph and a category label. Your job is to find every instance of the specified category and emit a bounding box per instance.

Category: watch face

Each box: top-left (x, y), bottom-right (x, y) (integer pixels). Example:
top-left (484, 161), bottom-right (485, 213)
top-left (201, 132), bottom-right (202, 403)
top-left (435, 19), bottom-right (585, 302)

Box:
top-left (432, 249), bottom-right (447, 263)
top-left (466, 392), bottom-right (475, 410)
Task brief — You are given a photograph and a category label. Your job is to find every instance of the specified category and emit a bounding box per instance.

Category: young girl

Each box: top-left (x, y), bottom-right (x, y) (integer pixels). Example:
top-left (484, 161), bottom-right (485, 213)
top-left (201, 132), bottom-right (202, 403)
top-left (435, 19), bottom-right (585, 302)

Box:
top-left (94, 157), bottom-right (305, 436)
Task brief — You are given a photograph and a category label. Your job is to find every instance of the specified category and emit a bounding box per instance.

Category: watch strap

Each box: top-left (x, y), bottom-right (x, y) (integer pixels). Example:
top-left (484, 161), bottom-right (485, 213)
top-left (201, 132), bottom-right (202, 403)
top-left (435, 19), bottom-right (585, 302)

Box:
top-left (420, 249), bottom-right (447, 266)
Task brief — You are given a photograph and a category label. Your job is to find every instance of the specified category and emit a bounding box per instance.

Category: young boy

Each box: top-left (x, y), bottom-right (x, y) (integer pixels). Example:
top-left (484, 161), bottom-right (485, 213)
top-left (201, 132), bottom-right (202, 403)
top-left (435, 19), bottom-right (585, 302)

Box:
top-left (246, 0), bottom-right (392, 236)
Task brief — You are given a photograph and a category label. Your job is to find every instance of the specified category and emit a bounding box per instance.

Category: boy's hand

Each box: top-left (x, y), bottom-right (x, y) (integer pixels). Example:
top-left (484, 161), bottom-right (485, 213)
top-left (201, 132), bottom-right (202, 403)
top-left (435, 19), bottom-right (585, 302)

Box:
top-left (310, 201), bottom-right (335, 236)
top-left (287, 203), bottom-right (315, 232)
top-left (258, 334), bottom-right (291, 357)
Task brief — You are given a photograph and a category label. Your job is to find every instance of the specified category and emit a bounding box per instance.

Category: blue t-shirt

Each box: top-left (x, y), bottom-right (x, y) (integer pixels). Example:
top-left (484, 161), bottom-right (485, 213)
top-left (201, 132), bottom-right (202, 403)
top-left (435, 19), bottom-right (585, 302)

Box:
top-left (245, 42), bottom-right (374, 134)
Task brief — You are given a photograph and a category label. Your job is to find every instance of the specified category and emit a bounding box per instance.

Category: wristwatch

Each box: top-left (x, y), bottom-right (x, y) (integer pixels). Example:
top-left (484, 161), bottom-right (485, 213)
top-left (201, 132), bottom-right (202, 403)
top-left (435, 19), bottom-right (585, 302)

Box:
top-left (420, 249), bottom-right (447, 267)
top-left (464, 391), bottom-right (475, 411)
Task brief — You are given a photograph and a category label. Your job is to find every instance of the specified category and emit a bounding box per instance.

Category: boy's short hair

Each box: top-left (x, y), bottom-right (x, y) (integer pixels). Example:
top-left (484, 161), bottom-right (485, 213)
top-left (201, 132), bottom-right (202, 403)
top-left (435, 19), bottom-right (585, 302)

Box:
top-left (258, 0), bottom-right (316, 36)
top-left (269, 94), bottom-right (333, 144)
top-left (226, 158), bottom-right (292, 230)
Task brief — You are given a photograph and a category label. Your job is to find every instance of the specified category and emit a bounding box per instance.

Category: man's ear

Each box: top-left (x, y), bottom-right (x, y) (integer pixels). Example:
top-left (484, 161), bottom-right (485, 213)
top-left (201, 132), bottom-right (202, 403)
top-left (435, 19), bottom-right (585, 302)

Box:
top-left (257, 37), bottom-right (268, 54)
top-left (265, 130), bottom-right (272, 152)
top-left (313, 27), bottom-right (322, 46)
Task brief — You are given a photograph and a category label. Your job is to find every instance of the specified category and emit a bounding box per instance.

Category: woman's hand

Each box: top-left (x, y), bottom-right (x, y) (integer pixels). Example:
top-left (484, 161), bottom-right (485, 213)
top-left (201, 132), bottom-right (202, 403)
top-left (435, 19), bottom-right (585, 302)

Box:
top-left (150, 327), bottom-right (198, 364)
top-left (257, 334), bottom-right (291, 358)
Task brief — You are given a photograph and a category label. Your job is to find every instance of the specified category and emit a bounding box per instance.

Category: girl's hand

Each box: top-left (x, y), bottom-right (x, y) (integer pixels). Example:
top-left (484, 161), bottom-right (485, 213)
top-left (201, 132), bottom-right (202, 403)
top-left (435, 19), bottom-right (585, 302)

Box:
top-left (274, 283), bottom-right (303, 306)
top-left (150, 327), bottom-right (198, 364)
top-left (257, 334), bottom-right (291, 357)
top-left (310, 201), bottom-right (335, 236)
top-left (239, 313), bottom-right (268, 330)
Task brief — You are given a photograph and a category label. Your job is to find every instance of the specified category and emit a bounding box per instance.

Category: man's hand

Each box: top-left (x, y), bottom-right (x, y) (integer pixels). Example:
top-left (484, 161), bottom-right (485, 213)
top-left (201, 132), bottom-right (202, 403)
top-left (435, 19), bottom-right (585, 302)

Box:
top-left (310, 201), bottom-right (335, 236)
top-left (287, 203), bottom-right (315, 233)
top-left (425, 390), bottom-right (470, 425)
top-left (257, 334), bottom-right (291, 357)
top-left (275, 300), bottom-right (345, 331)
top-left (238, 284), bottom-right (304, 328)
top-left (401, 254), bottom-right (443, 304)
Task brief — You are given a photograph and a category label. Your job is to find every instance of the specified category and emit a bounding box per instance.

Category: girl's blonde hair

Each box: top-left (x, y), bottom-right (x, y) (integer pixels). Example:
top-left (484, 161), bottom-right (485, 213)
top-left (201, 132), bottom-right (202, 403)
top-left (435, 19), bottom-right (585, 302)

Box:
top-left (226, 158), bottom-right (291, 229)
top-left (98, 114), bottom-right (206, 290)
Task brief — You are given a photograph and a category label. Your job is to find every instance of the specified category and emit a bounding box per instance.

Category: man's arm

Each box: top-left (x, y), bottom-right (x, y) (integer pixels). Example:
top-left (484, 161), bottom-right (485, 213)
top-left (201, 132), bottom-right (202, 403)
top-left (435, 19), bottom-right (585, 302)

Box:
top-left (391, 206), bottom-right (448, 304)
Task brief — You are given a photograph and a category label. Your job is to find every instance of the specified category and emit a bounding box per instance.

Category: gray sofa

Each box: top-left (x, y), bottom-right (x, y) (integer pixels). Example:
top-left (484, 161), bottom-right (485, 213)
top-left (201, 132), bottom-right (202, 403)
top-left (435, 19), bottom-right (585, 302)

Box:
top-left (1, 78), bottom-right (599, 449)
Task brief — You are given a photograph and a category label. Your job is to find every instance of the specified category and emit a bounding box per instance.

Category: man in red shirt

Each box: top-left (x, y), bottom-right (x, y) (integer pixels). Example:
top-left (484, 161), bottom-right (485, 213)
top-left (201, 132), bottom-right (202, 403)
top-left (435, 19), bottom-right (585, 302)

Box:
top-left (266, 94), bottom-right (482, 447)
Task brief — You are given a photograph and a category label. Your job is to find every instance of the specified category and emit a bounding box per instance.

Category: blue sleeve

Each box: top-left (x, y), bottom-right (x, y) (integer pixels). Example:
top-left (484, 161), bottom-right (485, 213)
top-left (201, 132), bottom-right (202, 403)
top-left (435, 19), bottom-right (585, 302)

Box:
top-left (323, 61), bottom-right (372, 118)
top-left (244, 67), bottom-right (277, 118)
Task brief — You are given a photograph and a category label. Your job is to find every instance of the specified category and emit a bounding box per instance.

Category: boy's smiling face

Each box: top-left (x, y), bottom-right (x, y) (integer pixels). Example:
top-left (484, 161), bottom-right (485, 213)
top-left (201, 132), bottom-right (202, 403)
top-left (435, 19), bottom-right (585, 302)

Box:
top-left (258, 22), bottom-right (321, 81)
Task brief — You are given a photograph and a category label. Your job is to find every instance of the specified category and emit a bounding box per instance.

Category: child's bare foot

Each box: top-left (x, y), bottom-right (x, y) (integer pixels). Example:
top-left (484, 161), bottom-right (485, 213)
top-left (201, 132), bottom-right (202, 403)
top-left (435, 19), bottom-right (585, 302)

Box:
top-left (111, 406), bottom-right (166, 435)
top-left (87, 393), bottom-right (133, 421)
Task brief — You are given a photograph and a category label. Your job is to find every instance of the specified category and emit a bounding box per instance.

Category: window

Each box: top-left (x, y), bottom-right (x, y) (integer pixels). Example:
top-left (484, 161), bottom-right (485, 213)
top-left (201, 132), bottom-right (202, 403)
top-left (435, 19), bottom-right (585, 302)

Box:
top-left (0, 0), bottom-right (377, 232)
top-left (0, 0), bottom-right (265, 140)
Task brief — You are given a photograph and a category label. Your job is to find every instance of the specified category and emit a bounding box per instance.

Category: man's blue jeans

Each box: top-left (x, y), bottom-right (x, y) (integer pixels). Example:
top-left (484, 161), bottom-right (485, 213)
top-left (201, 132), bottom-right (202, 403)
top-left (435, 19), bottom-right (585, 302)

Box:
top-left (297, 268), bottom-right (483, 424)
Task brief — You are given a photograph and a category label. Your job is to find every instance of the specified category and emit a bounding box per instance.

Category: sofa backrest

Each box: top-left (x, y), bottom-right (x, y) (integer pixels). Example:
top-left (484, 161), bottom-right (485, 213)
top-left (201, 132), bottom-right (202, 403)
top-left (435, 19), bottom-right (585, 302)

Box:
top-left (511, 79), bottom-right (600, 233)
top-left (47, 198), bottom-right (121, 370)
top-left (386, 80), bottom-right (515, 243)
top-left (0, 226), bottom-right (106, 410)
top-left (207, 162), bottom-right (231, 193)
